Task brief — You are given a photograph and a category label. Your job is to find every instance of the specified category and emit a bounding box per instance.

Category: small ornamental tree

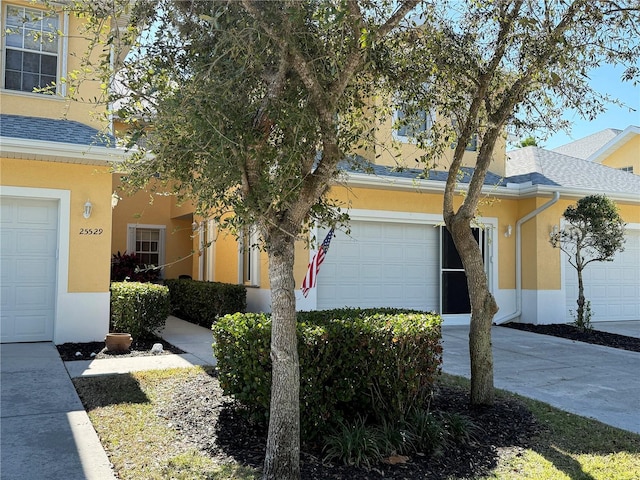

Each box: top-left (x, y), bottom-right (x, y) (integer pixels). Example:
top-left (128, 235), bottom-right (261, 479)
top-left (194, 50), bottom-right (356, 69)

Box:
top-left (550, 194), bottom-right (625, 330)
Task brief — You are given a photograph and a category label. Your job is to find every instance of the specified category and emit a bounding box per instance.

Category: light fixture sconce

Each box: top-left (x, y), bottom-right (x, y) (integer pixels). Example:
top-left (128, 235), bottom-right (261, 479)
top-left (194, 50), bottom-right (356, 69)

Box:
top-left (192, 221), bottom-right (199, 231)
top-left (550, 225), bottom-right (559, 238)
top-left (504, 225), bottom-right (512, 237)
top-left (111, 191), bottom-right (120, 209)
top-left (83, 200), bottom-right (93, 219)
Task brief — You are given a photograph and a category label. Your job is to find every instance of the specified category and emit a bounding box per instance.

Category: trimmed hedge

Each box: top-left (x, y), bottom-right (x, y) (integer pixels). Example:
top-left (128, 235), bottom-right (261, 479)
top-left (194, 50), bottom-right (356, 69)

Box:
top-left (164, 279), bottom-right (246, 328)
top-left (213, 308), bottom-right (442, 443)
top-left (110, 282), bottom-right (170, 339)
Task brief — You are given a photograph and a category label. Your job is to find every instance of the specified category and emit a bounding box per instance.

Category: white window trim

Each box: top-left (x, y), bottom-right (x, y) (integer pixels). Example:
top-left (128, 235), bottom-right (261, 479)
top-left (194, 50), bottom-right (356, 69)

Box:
top-left (126, 223), bottom-right (166, 274)
top-left (1, 2), bottom-right (67, 96)
top-left (238, 226), bottom-right (260, 287)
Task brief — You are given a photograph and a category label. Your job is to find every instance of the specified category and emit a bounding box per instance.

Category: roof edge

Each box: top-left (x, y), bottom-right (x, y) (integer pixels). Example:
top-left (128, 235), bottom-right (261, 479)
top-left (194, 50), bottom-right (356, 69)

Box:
top-left (0, 136), bottom-right (127, 165)
top-left (587, 125), bottom-right (640, 164)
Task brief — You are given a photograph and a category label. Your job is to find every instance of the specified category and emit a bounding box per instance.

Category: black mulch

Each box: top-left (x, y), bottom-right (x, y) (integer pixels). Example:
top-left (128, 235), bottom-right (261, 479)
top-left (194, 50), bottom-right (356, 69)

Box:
top-left (156, 370), bottom-right (542, 480)
top-left (57, 334), bottom-right (186, 361)
top-left (501, 322), bottom-right (640, 353)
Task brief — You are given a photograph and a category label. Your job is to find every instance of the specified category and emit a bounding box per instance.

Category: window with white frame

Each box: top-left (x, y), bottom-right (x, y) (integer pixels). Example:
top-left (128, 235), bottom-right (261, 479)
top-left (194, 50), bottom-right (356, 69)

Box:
top-left (239, 227), bottom-right (260, 286)
top-left (3, 5), bottom-right (60, 93)
top-left (393, 104), bottom-right (435, 142)
top-left (618, 166), bottom-right (634, 173)
top-left (127, 224), bottom-right (165, 273)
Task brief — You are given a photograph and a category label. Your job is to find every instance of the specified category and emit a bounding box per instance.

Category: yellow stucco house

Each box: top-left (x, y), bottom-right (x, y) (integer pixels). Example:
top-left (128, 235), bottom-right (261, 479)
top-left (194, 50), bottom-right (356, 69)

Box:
top-left (1, 1), bottom-right (638, 345)
top-left (110, 117), bottom-right (640, 327)
top-left (0, 0), bottom-right (128, 343)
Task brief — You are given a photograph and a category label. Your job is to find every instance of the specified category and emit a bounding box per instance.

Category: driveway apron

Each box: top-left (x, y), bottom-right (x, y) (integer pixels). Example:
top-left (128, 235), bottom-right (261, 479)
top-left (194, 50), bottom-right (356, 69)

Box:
top-left (441, 324), bottom-right (640, 434)
top-left (1, 342), bottom-right (115, 480)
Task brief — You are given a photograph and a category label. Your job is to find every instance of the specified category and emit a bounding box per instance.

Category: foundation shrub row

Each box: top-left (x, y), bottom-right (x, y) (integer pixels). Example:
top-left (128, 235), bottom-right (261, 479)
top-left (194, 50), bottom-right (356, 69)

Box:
top-left (164, 278), bottom-right (247, 328)
top-left (212, 308), bottom-right (443, 445)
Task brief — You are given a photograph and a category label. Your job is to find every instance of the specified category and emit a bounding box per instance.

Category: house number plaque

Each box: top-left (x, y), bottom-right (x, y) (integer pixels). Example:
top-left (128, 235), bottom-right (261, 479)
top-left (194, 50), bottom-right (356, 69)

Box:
top-left (79, 228), bottom-right (104, 235)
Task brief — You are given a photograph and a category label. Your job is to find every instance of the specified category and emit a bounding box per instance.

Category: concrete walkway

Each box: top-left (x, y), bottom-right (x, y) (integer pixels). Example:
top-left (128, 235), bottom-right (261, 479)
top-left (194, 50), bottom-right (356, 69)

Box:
top-left (441, 321), bottom-right (640, 434)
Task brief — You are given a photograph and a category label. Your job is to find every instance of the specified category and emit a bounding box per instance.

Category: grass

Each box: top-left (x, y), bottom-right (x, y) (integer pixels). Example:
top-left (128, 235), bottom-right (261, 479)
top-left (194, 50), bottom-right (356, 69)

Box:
top-left (73, 368), bottom-right (640, 480)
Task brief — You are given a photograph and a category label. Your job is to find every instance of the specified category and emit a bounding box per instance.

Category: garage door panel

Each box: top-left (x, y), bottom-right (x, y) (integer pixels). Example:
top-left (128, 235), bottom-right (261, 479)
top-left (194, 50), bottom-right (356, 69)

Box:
top-left (564, 229), bottom-right (640, 322)
top-left (317, 220), bottom-right (439, 311)
top-left (1, 197), bottom-right (57, 343)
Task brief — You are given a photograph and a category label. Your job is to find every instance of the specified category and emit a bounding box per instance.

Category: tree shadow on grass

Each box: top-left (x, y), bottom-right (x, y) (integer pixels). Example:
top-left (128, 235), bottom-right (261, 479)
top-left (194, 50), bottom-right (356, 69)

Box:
top-left (72, 373), bottom-right (150, 410)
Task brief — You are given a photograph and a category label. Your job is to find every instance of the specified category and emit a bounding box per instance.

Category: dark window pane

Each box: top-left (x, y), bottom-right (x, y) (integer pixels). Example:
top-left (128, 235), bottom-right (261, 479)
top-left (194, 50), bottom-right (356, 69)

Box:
top-left (40, 75), bottom-right (56, 89)
top-left (22, 73), bottom-right (39, 92)
top-left (442, 271), bottom-right (471, 314)
top-left (442, 228), bottom-right (463, 269)
top-left (23, 52), bottom-right (40, 73)
top-left (41, 55), bottom-right (57, 75)
top-left (4, 71), bottom-right (22, 90)
top-left (5, 50), bottom-right (23, 71)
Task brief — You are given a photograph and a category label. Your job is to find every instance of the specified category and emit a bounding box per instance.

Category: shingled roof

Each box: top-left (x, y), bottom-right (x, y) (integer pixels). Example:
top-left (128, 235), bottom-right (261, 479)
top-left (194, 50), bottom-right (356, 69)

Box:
top-left (0, 114), bottom-right (114, 147)
top-left (506, 146), bottom-right (640, 194)
top-left (551, 128), bottom-right (622, 160)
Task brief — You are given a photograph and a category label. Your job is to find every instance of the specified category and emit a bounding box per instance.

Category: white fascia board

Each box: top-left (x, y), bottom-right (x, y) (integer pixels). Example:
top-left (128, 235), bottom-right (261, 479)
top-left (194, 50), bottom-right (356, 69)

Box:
top-left (587, 125), bottom-right (640, 164)
top-left (0, 136), bottom-right (128, 165)
top-left (342, 171), bottom-right (640, 203)
top-left (341, 171), bottom-right (522, 198)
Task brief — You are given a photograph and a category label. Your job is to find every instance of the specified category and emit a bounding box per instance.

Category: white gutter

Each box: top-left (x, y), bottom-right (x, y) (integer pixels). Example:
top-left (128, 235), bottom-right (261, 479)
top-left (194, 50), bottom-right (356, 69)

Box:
top-left (494, 191), bottom-right (561, 324)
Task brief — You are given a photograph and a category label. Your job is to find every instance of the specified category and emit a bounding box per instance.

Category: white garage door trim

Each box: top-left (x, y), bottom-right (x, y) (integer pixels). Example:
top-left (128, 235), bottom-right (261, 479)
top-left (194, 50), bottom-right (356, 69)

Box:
top-left (0, 186), bottom-right (70, 342)
top-left (563, 222), bottom-right (640, 322)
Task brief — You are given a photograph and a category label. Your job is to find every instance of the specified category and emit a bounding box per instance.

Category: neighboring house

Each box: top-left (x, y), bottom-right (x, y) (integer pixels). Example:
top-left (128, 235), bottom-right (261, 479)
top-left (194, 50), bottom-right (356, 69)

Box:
top-left (0, 0), bottom-right (127, 343)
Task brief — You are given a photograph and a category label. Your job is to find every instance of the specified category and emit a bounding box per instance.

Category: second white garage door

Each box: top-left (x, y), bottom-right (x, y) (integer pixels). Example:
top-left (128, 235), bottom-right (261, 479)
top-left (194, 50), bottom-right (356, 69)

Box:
top-left (1, 197), bottom-right (58, 342)
top-left (564, 229), bottom-right (640, 322)
top-left (317, 221), bottom-right (439, 311)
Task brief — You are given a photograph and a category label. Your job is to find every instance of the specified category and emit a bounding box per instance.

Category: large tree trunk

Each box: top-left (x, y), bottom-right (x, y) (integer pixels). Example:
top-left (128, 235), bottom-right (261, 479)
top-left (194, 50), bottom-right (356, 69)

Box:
top-left (263, 230), bottom-right (300, 480)
top-left (448, 218), bottom-right (499, 406)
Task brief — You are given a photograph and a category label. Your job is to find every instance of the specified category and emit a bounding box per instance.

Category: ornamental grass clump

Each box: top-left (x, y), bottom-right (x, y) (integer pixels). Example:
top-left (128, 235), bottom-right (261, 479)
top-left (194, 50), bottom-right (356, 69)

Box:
top-left (213, 308), bottom-right (443, 444)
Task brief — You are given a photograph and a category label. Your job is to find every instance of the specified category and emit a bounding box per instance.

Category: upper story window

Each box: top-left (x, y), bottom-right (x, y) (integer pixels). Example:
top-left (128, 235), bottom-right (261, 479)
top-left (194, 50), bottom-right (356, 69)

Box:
top-left (618, 166), bottom-right (634, 174)
top-left (3, 5), bottom-right (59, 94)
top-left (393, 104), bottom-right (435, 142)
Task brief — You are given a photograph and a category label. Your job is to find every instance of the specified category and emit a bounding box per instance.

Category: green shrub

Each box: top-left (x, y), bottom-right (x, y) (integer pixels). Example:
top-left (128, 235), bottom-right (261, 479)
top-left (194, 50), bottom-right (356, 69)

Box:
top-left (212, 308), bottom-right (442, 443)
top-left (110, 282), bottom-right (170, 339)
top-left (322, 416), bottom-right (387, 468)
top-left (164, 279), bottom-right (246, 328)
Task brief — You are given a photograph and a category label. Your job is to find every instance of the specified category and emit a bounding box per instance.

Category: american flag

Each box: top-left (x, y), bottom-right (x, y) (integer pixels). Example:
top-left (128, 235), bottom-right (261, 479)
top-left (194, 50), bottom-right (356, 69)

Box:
top-left (301, 228), bottom-right (335, 297)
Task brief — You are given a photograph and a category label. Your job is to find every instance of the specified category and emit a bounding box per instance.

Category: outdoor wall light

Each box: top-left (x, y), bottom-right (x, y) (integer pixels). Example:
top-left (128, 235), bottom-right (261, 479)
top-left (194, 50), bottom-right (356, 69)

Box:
top-left (111, 191), bottom-right (120, 209)
top-left (550, 225), bottom-right (559, 238)
top-left (83, 200), bottom-right (93, 219)
top-left (504, 225), bottom-right (512, 237)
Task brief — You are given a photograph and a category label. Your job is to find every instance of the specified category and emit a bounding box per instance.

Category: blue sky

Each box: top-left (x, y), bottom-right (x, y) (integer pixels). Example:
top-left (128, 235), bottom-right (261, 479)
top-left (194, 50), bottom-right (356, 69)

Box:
top-left (542, 65), bottom-right (640, 149)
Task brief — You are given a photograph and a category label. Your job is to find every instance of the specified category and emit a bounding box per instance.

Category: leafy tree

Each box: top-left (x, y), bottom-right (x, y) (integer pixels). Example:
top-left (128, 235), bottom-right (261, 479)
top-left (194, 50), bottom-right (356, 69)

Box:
top-left (71, 1), bottom-right (423, 478)
top-left (385, 0), bottom-right (639, 404)
top-left (550, 194), bottom-right (625, 330)
top-left (519, 136), bottom-right (538, 147)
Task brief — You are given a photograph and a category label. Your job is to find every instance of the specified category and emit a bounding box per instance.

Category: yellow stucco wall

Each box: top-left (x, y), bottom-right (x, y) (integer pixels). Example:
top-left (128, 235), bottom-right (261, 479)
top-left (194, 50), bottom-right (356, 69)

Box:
top-left (1, 1), bottom-right (107, 130)
top-left (601, 135), bottom-right (640, 174)
top-left (111, 175), bottom-right (194, 279)
top-left (1, 157), bottom-right (112, 292)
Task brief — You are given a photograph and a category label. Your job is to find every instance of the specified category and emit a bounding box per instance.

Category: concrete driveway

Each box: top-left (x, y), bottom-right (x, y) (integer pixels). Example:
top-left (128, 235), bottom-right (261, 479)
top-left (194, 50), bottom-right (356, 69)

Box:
top-left (0, 342), bottom-right (116, 480)
top-left (441, 322), bottom-right (640, 434)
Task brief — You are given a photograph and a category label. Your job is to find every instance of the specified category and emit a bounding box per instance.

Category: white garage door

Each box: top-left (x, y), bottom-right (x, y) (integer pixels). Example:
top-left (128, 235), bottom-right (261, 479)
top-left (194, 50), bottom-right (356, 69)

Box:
top-left (565, 229), bottom-right (640, 321)
top-left (1, 197), bottom-right (58, 342)
top-left (317, 221), bottom-right (439, 311)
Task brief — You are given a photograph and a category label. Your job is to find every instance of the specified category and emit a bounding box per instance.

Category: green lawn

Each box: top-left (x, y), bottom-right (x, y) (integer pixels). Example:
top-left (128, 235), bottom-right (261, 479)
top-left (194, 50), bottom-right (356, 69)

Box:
top-left (73, 367), bottom-right (640, 480)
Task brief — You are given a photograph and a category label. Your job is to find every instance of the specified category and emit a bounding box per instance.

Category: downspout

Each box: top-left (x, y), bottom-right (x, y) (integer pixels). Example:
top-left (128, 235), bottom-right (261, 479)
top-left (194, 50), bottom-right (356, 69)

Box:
top-left (495, 191), bottom-right (560, 324)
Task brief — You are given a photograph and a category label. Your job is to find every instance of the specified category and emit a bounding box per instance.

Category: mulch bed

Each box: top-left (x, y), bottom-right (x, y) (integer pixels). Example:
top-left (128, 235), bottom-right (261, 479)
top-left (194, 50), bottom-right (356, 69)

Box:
top-left (501, 323), bottom-right (640, 353)
top-left (57, 335), bottom-right (186, 361)
top-left (156, 370), bottom-right (542, 479)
